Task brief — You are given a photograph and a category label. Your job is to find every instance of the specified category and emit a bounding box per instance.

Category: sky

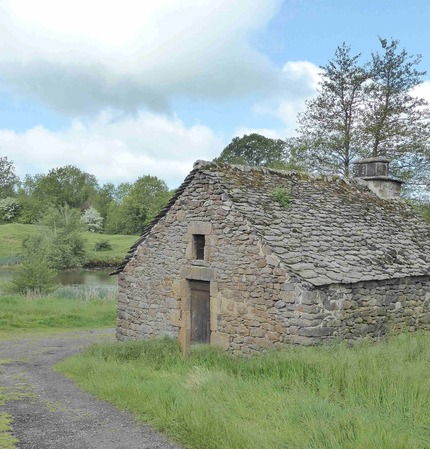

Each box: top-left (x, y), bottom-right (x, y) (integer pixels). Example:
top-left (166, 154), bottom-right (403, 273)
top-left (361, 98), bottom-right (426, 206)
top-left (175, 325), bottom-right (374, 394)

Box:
top-left (1, 0), bottom-right (430, 188)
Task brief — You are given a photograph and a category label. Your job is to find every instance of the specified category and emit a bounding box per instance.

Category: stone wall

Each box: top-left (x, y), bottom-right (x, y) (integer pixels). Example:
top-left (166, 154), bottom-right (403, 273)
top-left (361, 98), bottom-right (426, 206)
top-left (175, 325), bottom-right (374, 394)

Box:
top-left (117, 171), bottom-right (297, 355)
top-left (275, 276), bottom-right (430, 346)
top-left (322, 276), bottom-right (430, 340)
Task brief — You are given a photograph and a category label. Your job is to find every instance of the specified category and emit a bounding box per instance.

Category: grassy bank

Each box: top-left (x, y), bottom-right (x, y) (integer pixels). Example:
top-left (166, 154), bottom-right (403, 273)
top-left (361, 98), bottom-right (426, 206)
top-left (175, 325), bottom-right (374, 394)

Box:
top-left (57, 333), bottom-right (430, 449)
top-left (0, 223), bottom-right (137, 266)
top-left (83, 231), bottom-right (138, 267)
top-left (0, 293), bottom-right (116, 341)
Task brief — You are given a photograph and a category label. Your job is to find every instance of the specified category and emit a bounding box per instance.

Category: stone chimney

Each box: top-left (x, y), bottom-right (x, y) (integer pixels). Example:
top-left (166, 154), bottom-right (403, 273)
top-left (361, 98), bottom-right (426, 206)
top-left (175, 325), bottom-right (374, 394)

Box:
top-left (352, 157), bottom-right (403, 199)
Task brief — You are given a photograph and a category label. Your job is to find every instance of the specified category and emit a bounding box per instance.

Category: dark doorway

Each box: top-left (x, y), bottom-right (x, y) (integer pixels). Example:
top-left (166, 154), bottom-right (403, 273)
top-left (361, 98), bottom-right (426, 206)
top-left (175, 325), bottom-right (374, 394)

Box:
top-left (190, 280), bottom-right (210, 344)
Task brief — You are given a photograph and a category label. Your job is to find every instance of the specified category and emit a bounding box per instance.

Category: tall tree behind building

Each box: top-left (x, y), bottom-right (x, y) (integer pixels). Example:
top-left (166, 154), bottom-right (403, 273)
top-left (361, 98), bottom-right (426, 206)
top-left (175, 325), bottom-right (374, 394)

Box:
top-left (289, 38), bottom-right (430, 195)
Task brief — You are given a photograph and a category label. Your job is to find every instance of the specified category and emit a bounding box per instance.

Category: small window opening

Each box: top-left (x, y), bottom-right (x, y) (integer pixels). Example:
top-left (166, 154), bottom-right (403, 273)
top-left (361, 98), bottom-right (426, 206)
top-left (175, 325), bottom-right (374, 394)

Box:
top-left (193, 234), bottom-right (205, 260)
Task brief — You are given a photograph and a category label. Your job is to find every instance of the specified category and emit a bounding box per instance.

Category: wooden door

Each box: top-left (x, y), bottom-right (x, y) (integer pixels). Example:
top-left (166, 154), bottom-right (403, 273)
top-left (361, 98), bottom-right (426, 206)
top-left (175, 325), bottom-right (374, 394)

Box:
top-left (190, 281), bottom-right (210, 344)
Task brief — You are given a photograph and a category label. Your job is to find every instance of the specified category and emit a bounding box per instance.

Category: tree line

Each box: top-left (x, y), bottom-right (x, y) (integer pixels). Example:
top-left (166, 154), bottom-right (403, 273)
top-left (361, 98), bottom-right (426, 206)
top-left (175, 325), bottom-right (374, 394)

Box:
top-left (0, 160), bottom-right (172, 235)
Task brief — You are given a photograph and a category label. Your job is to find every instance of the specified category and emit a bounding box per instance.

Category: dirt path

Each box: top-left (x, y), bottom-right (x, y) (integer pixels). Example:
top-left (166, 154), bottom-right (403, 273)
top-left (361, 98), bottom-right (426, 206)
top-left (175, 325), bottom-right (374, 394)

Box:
top-left (0, 329), bottom-right (183, 449)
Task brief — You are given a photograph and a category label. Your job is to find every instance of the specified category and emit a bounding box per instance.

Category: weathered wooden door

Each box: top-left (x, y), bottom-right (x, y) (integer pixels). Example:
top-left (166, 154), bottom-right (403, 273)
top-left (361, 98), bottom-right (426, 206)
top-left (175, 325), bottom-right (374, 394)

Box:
top-left (190, 281), bottom-right (210, 344)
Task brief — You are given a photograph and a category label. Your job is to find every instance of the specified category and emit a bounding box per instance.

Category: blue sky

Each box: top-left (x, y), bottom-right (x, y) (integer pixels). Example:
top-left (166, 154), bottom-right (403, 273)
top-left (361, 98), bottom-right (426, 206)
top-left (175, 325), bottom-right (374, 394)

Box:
top-left (1, 0), bottom-right (430, 188)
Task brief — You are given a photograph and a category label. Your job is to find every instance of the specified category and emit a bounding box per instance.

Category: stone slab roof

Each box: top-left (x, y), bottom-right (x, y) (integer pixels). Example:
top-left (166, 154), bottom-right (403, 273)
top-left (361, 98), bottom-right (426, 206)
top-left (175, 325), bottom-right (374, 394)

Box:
top-left (113, 161), bottom-right (430, 286)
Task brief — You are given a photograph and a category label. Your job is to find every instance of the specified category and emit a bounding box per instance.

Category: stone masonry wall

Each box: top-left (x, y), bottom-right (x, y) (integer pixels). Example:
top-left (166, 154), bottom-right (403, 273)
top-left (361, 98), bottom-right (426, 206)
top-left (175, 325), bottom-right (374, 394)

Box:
top-left (275, 276), bottom-right (430, 345)
top-left (117, 171), bottom-right (302, 355)
top-left (321, 276), bottom-right (430, 340)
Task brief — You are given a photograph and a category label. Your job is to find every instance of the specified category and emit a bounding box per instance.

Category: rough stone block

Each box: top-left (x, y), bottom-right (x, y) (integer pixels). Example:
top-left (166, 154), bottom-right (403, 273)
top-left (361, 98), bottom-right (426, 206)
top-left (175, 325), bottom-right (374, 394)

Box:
top-left (298, 326), bottom-right (334, 337)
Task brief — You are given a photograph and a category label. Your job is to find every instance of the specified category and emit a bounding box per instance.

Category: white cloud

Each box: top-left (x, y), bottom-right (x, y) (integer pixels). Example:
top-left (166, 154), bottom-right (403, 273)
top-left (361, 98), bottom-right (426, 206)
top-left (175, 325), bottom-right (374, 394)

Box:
top-left (2, 111), bottom-right (223, 188)
top-left (253, 60), bottom-right (321, 136)
top-left (0, 0), bottom-right (283, 114)
top-left (411, 80), bottom-right (430, 103)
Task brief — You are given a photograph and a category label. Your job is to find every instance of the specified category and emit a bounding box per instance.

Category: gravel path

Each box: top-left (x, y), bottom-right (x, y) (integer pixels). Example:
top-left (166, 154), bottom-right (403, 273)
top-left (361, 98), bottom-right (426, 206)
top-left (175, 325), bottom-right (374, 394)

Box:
top-left (0, 329), bottom-right (183, 449)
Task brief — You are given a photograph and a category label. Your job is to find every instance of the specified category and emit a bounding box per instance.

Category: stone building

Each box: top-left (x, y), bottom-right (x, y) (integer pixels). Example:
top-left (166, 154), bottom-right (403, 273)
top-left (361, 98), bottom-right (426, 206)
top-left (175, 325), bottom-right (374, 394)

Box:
top-left (113, 158), bottom-right (430, 354)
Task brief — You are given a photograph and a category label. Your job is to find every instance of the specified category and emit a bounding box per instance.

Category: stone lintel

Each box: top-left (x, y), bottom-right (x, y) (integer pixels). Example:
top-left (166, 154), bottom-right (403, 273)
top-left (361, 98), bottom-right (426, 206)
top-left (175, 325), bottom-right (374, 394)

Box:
top-left (180, 266), bottom-right (217, 281)
top-left (187, 222), bottom-right (212, 235)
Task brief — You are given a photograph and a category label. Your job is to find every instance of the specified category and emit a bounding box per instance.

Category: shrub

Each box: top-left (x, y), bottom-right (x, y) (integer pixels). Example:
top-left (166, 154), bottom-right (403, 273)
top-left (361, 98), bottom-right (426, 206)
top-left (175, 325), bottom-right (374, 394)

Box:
top-left (10, 234), bottom-right (57, 295)
top-left (82, 207), bottom-right (104, 232)
top-left (94, 240), bottom-right (112, 251)
top-left (0, 197), bottom-right (20, 223)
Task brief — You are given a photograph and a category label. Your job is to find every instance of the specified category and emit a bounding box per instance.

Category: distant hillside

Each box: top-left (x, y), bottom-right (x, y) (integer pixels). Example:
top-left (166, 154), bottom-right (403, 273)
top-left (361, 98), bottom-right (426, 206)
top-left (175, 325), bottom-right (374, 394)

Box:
top-left (0, 223), bottom-right (138, 267)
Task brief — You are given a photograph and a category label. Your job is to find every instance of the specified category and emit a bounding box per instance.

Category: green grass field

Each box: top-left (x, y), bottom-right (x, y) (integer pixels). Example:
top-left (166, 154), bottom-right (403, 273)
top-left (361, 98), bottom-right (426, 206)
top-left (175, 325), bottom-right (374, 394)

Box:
top-left (57, 333), bottom-right (430, 449)
top-left (0, 293), bottom-right (116, 341)
top-left (0, 223), bottom-right (138, 266)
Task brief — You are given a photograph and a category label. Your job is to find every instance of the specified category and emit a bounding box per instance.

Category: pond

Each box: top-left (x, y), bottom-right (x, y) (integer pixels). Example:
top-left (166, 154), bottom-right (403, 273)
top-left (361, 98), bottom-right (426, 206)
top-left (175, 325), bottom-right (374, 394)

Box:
top-left (0, 268), bottom-right (117, 286)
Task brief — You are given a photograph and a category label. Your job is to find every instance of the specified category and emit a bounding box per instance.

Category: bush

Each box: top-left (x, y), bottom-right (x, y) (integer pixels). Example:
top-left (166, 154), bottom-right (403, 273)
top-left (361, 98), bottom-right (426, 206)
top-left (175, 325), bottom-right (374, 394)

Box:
top-left (81, 207), bottom-right (104, 232)
top-left (0, 197), bottom-right (20, 223)
top-left (40, 205), bottom-right (87, 269)
top-left (94, 240), bottom-right (112, 251)
top-left (10, 234), bottom-right (57, 295)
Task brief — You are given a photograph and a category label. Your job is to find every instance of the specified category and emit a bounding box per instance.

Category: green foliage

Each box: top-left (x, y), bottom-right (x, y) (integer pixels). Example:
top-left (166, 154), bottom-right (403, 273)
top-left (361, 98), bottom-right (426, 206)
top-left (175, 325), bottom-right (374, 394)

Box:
top-left (271, 188), bottom-right (291, 208)
top-left (0, 223), bottom-right (137, 267)
top-left (0, 223), bottom-right (41, 261)
top-left (40, 205), bottom-right (86, 269)
top-left (94, 240), bottom-right (113, 251)
top-left (9, 234), bottom-right (57, 295)
top-left (0, 157), bottom-right (18, 199)
top-left (105, 175), bottom-right (170, 235)
top-left (92, 182), bottom-right (116, 221)
top-left (16, 175), bottom-right (46, 223)
top-left (410, 200), bottom-right (430, 224)
top-left (58, 332), bottom-right (430, 449)
top-left (291, 38), bottom-right (430, 195)
top-left (0, 197), bottom-right (20, 223)
top-left (30, 165), bottom-right (99, 210)
top-left (215, 133), bottom-right (288, 167)
top-left (81, 206), bottom-right (104, 232)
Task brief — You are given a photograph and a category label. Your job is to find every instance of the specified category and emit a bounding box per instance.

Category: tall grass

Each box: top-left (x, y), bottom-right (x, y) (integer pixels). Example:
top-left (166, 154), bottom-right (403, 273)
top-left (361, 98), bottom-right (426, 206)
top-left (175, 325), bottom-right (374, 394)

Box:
top-left (0, 294), bottom-right (116, 338)
top-left (57, 332), bottom-right (430, 449)
top-left (50, 284), bottom-right (118, 301)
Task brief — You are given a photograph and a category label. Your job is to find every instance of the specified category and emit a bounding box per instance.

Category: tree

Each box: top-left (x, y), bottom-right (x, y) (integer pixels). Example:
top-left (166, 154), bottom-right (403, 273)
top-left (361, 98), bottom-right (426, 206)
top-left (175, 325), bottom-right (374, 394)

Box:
top-left (363, 38), bottom-right (430, 190)
top-left (290, 38), bottom-right (430, 193)
top-left (16, 174), bottom-right (46, 224)
top-left (32, 165), bottom-right (99, 210)
top-left (105, 176), bottom-right (170, 235)
top-left (215, 133), bottom-right (289, 168)
top-left (40, 205), bottom-right (86, 269)
top-left (11, 234), bottom-right (57, 295)
top-left (0, 197), bottom-right (20, 223)
top-left (0, 156), bottom-right (19, 198)
top-left (81, 206), bottom-right (104, 233)
top-left (93, 183), bottom-right (116, 222)
top-left (290, 44), bottom-right (368, 176)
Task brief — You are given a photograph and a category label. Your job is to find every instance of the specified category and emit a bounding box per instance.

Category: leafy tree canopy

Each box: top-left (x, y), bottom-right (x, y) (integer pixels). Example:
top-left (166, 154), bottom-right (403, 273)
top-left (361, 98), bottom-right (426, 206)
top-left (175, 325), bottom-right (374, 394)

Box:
top-left (39, 204), bottom-right (86, 269)
top-left (215, 133), bottom-right (289, 168)
top-left (32, 165), bottom-right (99, 210)
top-left (105, 175), bottom-right (171, 235)
top-left (0, 156), bottom-right (19, 198)
top-left (289, 38), bottom-right (430, 196)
